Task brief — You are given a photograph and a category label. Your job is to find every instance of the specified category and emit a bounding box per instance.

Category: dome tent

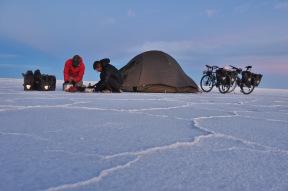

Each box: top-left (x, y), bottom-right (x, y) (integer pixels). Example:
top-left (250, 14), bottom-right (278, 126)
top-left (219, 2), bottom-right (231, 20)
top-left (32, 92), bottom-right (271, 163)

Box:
top-left (120, 50), bottom-right (199, 93)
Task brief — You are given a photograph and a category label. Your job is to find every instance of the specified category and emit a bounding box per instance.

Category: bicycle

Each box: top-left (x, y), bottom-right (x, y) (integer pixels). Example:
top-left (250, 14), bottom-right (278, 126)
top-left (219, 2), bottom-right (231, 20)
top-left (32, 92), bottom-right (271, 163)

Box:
top-left (229, 65), bottom-right (262, 94)
top-left (200, 65), bottom-right (218, 92)
top-left (200, 65), bottom-right (231, 94)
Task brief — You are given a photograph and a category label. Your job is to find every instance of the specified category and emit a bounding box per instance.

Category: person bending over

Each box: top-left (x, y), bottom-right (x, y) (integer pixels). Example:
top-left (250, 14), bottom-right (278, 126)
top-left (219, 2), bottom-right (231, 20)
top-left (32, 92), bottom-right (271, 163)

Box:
top-left (92, 58), bottom-right (123, 92)
top-left (63, 55), bottom-right (85, 90)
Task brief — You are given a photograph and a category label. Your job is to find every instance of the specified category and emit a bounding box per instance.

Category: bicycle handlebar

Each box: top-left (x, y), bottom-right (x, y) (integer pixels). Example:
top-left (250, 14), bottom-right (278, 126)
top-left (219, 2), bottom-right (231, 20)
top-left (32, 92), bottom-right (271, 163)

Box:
top-left (205, 65), bottom-right (210, 68)
top-left (206, 65), bottom-right (219, 70)
top-left (229, 65), bottom-right (239, 70)
top-left (229, 65), bottom-right (242, 73)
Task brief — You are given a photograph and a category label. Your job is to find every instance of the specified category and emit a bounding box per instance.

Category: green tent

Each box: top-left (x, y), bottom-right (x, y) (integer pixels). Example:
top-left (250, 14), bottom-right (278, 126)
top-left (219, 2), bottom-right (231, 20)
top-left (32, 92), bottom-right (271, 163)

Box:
top-left (120, 50), bottom-right (199, 93)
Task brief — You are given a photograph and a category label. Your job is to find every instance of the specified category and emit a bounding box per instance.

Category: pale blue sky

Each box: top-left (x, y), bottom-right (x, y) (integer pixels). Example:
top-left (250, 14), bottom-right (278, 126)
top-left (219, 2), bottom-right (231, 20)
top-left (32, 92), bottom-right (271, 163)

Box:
top-left (0, 0), bottom-right (288, 88)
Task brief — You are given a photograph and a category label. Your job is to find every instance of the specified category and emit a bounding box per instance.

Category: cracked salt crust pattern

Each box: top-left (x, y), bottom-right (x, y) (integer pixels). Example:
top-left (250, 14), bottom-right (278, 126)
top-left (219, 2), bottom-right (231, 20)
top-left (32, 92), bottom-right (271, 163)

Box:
top-left (0, 79), bottom-right (287, 191)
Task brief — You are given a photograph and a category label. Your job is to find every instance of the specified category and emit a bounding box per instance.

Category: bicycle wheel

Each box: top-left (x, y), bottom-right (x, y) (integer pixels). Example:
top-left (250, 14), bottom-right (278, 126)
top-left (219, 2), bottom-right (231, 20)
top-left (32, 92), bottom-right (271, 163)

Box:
top-left (241, 85), bottom-right (255, 95)
top-left (218, 84), bottom-right (230, 94)
top-left (218, 75), bottom-right (231, 94)
top-left (228, 79), bottom-right (237, 93)
top-left (200, 75), bottom-right (214, 92)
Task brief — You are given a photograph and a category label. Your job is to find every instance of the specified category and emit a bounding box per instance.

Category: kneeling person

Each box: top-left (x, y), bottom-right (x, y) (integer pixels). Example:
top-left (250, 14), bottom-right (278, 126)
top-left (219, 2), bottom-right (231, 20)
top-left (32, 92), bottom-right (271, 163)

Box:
top-left (63, 55), bottom-right (85, 91)
top-left (93, 58), bottom-right (123, 92)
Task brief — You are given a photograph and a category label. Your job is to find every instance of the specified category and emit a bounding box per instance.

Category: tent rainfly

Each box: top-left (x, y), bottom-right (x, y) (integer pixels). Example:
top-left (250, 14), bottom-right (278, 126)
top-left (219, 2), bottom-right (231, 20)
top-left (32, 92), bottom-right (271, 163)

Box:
top-left (120, 50), bottom-right (199, 93)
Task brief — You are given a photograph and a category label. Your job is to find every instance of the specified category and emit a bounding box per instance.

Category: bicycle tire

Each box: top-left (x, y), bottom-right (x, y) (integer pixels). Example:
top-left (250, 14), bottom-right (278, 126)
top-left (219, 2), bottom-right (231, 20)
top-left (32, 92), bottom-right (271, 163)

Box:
top-left (218, 75), bottom-right (231, 94)
top-left (241, 85), bottom-right (255, 95)
top-left (200, 75), bottom-right (214, 92)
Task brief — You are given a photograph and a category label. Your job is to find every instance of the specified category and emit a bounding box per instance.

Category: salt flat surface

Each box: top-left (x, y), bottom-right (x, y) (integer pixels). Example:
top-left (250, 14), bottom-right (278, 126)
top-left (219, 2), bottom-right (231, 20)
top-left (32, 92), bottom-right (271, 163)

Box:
top-left (0, 78), bottom-right (287, 191)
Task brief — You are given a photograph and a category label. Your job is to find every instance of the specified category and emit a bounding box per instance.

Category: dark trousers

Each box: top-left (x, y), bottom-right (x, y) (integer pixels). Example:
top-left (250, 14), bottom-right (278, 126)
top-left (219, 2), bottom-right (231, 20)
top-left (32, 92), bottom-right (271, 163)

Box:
top-left (95, 78), bottom-right (121, 92)
top-left (105, 78), bottom-right (121, 92)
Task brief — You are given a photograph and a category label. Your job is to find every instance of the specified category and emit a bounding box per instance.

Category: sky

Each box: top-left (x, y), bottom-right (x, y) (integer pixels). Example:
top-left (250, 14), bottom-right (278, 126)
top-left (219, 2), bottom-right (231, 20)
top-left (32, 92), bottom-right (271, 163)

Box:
top-left (0, 0), bottom-right (288, 88)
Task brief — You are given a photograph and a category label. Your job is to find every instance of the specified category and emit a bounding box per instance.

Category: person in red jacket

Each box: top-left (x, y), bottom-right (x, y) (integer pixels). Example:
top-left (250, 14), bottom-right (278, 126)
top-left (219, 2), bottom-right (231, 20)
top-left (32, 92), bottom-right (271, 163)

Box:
top-left (63, 55), bottom-right (85, 90)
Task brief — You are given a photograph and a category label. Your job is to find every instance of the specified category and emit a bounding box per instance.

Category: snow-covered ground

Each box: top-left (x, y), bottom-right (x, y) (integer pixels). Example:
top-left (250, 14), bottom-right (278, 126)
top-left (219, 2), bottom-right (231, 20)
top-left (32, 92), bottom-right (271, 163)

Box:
top-left (0, 78), bottom-right (287, 191)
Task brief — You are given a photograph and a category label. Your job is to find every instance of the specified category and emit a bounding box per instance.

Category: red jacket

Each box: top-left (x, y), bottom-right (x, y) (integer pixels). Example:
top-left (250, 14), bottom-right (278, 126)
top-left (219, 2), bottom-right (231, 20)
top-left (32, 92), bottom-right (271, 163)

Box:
top-left (64, 57), bottom-right (85, 83)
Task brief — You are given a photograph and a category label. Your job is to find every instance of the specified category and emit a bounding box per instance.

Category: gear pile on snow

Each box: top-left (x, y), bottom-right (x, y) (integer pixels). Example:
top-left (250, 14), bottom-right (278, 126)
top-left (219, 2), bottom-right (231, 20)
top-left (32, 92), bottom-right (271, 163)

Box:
top-left (62, 82), bottom-right (95, 93)
top-left (22, 70), bottom-right (56, 91)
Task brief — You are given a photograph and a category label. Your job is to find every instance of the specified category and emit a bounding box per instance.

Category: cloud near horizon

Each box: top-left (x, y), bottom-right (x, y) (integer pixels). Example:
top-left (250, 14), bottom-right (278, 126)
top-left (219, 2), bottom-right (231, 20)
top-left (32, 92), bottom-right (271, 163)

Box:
top-left (0, 0), bottom-right (288, 88)
top-left (128, 36), bottom-right (288, 75)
